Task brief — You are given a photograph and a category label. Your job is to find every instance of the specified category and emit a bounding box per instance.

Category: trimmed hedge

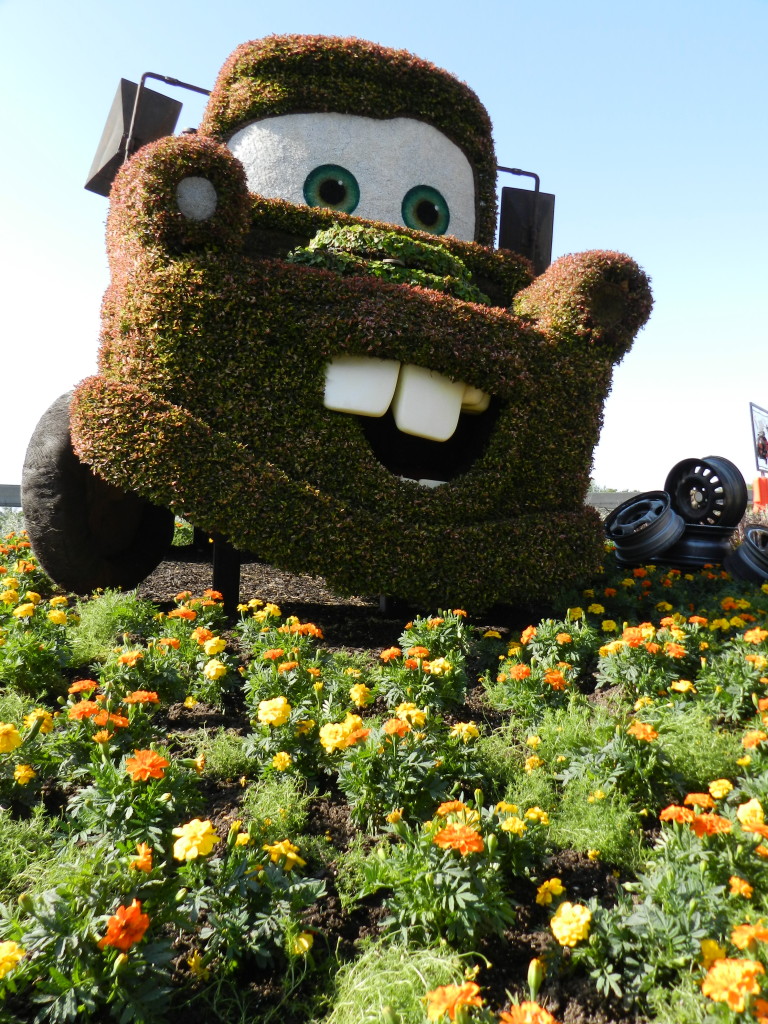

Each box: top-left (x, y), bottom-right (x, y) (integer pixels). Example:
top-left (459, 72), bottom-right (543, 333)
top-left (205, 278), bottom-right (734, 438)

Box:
top-left (68, 37), bottom-right (653, 611)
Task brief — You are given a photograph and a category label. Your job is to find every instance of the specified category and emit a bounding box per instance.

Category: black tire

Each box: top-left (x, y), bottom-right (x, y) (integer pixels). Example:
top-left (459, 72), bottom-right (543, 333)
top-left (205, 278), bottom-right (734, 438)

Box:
top-left (724, 525), bottom-right (768, 583)
top-left (605, 490), bottom-right (686, 563)
top-left (21, 393), bottom-right (175, 594)
top-left (653, 523), bottom-right (734, 568)
top-left (664, 456), bottom-right (747, 527)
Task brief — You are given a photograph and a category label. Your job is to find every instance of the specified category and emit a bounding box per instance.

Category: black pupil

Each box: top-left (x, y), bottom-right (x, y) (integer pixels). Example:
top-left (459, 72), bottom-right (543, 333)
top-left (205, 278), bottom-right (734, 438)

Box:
top-left (319, 178), bottom-right (347, 205)
top-left (416, 199), bottom-right (439, 226)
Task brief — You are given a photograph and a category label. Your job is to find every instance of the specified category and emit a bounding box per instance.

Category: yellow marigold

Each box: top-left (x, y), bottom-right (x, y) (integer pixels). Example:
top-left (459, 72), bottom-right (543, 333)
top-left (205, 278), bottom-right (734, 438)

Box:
top-left (730, 876), bottom-right (754, 898)
top-left (318, 713), bottom-right (369, 753)
top-left (525, 755), bottom-right (544, 773)
top-left (349, 683), bottom-right (373, 707)
top-left (626, 720), bottom-right (658, 742)
top-left (47, 609), bottom-right (67, 625)
top-left (700, 938), bottom-right (727, 968)
top-left (701, 957), bottom-right (764, 1012)
top-left (601, 619), bottom-right (618, 633)
top-left (12, 603), bottom-right (36, 618)
top-left (386, 808), bottom-right (403, 824)
top-left (0, 940), bottom-right (25, 979)
top-left (292, 932), bottom-right (314, 955)
top-left (566, 607), bottom-right (583, 621)
top-left (23, 708), bottom-right (54, 734)
top-left (425, 656), bottom-right (452, 676)
top-left (396, 702), bottom-right (427, 726)
top-left (501, 816), bottom-right (527, 836)
top-left (709, 779), bottom-right (733, 799)
top-left (526, 735), bottom-right (541, 749)
top-left (263, 839), bottom-right (306, 871)
top-left (13, 764), bottom-right (35, 785)
top-left (49, 595), bottom-right (68, 607)
top-left (450, 721), bottom-right (479, 742)
top-left (272, 751), bottom-right (292, 771)
top-left (172, 819), bottom-right (220, 861)
top-left (258, 696), bottom-right (292, 727)
top-left (536, 877), bottom-right (565, 905)
top-left (0, 723), bottom-right (22, 753)
top-left (737, 798), bottom-right (765, 830)
top-left (203, 636), bottom-right (226, 657)
top-left (551, 902), bottom-right (591, 947)
top-left (670, 679), bottom-right (696, 693)
top-left (587, 603), bottom-right (605, 615)
top-left (203, 658), bottom-right (227, 680)
top-left (424, 981), bottom-right (483, 1021)
top-left (524, 807), bottom-right (550, 825)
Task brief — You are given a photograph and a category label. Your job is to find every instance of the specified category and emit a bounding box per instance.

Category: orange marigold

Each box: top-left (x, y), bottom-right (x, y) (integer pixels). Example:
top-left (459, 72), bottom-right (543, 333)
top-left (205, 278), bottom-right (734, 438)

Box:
top-left (407, 646), bottom-right (430, 659)
top-left (626, 721), bottom-right (658, 742)
top-left (508, 663), bottom-right (532, 680)
top-left (520, 626), bottom-right (537, 644)
top-left (543, 669), bottom-right (568, 690)
top-left (729, 876), bottom-right (754, 898)
top-left (659, 804), bottom-right (696, 824)
top-left (731, 921), bottom-right (768, 950)
top-left (125, 749), bottom-right (170, 782)
top-left (123, 690), bottom-right (159, 705)
top-left (691, 813), bottom-right (732, 837)
top-left (117, 650), bottom-right (144, 666)
top-left (701, 957), bottom-right (764, 1012)
top-left (129, 843), bottom-right (153, 872)
top-left (68, 700), bottom-right (101, 720)
top-left (743, 730), bottom-right (768, 749)
top-left (664, 642), bottom-right (687, 659)
top-left (499, 1003), bottom-right (559, 1024)
top-left (262, 648), bottom-right (285, 661)
top-left (432, 824), bottom-right (484, 855)
top-left (424, 981), bottom-right (483, 1021)
top-left (190, 627), bottom-right (213, 644)
top-left (68, 679), bottom-right (98, 694)
top-left (379, 646), bottom-right (402, 662)
top-left (168, 608), bottom-right (196, 621)
top-left (744, 628), bottom-right (768, 645)
top-left (383, 718), bottom-right (411, 738)
top-left (684, 793), bottom-right (716, 809)
top-left (98, 899), bottom-right (150, 951)
top-left (277, 661), bottom-right (299, 673)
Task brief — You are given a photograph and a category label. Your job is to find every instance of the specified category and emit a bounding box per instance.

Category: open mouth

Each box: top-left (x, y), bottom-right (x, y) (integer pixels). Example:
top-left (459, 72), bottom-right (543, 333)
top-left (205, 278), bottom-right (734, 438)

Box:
top-left (323, 355), bottom-right (498, 485)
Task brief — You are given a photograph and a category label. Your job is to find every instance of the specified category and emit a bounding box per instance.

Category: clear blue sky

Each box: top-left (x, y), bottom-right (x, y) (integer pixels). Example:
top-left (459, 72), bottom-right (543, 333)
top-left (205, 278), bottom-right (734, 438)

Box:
top-left (1, 0), bottom-right (766, 491)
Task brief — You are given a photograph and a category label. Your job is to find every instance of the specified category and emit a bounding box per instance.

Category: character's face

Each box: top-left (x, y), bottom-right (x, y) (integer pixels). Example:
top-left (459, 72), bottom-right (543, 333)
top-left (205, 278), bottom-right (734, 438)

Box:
top-left (227, 113), bottom-right (490, 481)
top-left (228, 113), bottom-right (477, 239)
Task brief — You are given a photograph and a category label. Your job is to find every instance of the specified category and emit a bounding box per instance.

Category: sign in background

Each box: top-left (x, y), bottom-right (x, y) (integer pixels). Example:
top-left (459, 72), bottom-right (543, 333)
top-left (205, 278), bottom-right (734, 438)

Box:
top-left (750, 403), bottom-right (768, 474)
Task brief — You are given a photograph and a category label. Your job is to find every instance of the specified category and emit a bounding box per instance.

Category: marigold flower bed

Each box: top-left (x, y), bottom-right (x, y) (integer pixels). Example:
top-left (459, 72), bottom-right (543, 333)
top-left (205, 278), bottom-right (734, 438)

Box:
top-left (3, 528), bottom-right (768, 1023)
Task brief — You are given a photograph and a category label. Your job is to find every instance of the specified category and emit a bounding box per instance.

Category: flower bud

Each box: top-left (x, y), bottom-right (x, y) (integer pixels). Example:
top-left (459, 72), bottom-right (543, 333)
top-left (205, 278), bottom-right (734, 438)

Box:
top-left (17, 893), bottom-right (33, 913)
top-left (527, 957), bottom-right (546, 999)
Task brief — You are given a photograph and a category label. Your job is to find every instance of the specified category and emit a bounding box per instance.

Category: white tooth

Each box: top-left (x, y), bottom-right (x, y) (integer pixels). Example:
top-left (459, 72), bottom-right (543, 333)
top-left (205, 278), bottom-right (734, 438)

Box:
top-left (391, 364), bottom-right (465, 441)
top-left (323, 356), bottom-right (401, 417)
top-left (461, 385), bottom-right (491, 414)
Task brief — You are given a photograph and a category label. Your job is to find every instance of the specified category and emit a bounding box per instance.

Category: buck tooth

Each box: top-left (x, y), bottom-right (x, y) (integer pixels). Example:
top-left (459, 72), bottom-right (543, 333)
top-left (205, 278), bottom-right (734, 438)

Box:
top-left (323, 356), bottom-right (401, 417)
top-left (461, 385), bottom-right (491, 414)
top-left (391, 364), bottom-right (465, 441)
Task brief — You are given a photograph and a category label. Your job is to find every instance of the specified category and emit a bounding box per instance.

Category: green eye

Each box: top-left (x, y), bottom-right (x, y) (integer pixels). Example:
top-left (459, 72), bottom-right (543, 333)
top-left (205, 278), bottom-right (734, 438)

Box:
top-left (401, 185), bottom-right (450, 234)
top-left (303, 164), bottom-right (360, 213)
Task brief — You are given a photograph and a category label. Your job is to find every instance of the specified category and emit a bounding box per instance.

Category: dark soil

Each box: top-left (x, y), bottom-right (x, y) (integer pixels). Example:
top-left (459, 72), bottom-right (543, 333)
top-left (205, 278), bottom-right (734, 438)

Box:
top-left (132, 550), bottom-right (638, 1024)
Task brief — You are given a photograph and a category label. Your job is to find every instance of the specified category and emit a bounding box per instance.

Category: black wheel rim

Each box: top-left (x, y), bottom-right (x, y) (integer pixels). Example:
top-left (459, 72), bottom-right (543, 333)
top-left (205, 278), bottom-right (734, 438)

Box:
top-left (605, 490), bottom-right (686, 561)
top-left (664, 456), bottom-right (747, 527)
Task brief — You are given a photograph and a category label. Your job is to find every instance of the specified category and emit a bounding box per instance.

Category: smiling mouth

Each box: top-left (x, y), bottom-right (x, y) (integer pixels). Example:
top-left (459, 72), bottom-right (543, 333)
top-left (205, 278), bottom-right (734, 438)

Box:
top-left (323, 355), bottom-right (498, 485)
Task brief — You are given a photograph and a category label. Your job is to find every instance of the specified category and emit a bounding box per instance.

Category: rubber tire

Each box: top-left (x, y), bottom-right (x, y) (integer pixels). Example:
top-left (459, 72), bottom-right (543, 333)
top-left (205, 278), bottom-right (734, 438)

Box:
top-left (605, 490), bottom-right (686, 563)
top-left (21, 393), bottom-right (175, 594)
top-left (652, 523), bottom-right (734, 568)
top-left (664, 455), bottom-right (747, 527)
top-left (724, 525), bottom-right (768, 583)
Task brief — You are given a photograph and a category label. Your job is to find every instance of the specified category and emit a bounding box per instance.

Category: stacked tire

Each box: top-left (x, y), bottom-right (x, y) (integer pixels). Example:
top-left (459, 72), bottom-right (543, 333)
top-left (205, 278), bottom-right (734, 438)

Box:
top-left (605, 456), bottom-right (747, 569)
